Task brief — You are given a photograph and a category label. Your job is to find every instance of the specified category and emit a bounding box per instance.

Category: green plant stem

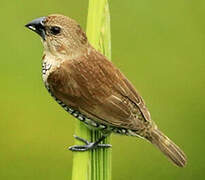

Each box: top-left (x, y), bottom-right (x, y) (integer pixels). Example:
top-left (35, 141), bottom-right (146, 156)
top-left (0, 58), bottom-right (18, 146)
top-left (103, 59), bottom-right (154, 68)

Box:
top-left (71, 0), bottom-right (111, 180)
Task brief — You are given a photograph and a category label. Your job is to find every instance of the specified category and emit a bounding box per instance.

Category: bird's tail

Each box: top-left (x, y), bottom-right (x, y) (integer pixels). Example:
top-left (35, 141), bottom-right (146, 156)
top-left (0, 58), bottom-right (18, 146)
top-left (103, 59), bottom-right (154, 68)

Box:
top-left (146, 128), bottom-right (187, 167)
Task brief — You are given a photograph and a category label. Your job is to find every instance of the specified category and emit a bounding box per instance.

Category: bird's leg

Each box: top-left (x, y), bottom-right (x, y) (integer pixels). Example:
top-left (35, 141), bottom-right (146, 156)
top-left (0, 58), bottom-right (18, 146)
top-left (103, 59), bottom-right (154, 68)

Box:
top-left (69, 134), bottom-right (111, 152)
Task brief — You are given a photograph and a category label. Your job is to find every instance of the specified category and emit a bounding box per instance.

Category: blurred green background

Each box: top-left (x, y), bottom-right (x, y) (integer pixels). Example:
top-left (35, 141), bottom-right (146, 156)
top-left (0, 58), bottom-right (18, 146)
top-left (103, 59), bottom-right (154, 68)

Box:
top-left (0, 0), bottom-right (205, 179)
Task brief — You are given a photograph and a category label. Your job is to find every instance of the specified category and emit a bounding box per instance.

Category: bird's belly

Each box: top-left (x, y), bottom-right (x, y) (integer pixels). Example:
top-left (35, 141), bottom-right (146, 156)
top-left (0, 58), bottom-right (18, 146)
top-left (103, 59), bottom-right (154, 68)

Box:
top-left (41, 61), bottom-right (108, 131)
top-left (44, 83), bottom-right (111, 131)
top-left (44, 84), bottom-right (137, 136)
top-left (41, 61), bottom-right (139, 137)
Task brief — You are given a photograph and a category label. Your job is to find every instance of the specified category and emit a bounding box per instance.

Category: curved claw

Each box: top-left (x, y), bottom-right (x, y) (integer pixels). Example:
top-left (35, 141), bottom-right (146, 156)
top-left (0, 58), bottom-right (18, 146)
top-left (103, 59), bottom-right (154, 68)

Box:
top-left (97, 144), bottom-right (112, 148)
top-left (73, 135), bottom-right (89, 145)
top-left (69, 135), bottom-right (112, 152)
top-left (69, 145), bottom-right (91, 152)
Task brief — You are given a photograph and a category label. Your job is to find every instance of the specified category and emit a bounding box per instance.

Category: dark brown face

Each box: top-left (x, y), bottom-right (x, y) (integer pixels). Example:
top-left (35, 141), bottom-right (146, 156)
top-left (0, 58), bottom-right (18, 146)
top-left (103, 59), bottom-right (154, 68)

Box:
top-left (25, 14), bottom-right (89, 56)
top-left (25, 16), bottom-right (63, 41)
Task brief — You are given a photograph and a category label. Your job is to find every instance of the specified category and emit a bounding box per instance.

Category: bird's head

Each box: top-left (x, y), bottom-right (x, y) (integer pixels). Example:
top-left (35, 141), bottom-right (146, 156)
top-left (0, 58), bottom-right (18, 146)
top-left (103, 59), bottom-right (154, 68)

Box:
top-left (25, 14), bottom-right (89, 58)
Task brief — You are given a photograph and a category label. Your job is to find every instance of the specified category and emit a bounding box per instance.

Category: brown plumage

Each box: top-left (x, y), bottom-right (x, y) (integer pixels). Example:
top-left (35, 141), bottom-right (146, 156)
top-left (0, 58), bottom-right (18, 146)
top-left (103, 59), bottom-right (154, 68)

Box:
top-left (25, 14), bottom-right (187, 167)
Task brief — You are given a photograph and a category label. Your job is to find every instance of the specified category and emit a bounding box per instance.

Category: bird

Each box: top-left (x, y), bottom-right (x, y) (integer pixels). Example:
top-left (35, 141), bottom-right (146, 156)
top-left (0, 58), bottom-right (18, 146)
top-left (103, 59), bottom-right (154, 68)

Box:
top-left (25, 14), bottom-right (187, 167)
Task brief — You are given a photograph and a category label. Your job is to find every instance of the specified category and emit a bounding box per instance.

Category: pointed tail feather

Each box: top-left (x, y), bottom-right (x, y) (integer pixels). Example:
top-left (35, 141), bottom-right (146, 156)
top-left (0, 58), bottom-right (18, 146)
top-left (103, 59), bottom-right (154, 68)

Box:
top-left (147, 128), bottom-right (187, 167)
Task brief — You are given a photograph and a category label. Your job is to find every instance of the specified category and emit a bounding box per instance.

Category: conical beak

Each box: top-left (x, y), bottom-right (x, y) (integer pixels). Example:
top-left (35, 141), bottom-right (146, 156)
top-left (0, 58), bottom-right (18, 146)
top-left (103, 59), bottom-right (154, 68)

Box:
top-left (25, 17), bottom-right (46, 40)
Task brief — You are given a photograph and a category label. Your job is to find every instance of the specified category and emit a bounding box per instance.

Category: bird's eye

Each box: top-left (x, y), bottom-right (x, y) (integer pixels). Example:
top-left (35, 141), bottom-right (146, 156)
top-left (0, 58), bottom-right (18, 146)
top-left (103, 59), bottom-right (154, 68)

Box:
top-left (50, 26), bottom-right (61, 35)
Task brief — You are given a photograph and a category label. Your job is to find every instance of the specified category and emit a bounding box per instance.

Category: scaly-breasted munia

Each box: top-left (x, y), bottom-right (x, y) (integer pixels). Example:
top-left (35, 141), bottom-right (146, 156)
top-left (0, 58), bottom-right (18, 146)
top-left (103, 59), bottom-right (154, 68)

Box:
top-left (25, 14), bottom-right (187, 167)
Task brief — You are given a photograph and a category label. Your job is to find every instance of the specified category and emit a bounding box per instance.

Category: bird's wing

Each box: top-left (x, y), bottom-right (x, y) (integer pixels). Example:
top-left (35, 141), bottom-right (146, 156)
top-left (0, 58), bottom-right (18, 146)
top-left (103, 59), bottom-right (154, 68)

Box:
top-left (47, 49), bottom-right (151, 130)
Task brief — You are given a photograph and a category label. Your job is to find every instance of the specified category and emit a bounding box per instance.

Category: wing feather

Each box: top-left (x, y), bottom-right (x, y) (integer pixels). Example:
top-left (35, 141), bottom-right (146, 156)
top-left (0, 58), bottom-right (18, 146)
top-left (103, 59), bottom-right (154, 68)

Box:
top-left (47, 49), bottom-right (151, 130)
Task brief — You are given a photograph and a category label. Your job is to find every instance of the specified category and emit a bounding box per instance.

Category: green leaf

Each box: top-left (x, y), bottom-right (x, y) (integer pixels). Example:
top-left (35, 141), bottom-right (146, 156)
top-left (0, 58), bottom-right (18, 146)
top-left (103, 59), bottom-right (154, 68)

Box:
top-left (72, 0), bottom-right (112, 180)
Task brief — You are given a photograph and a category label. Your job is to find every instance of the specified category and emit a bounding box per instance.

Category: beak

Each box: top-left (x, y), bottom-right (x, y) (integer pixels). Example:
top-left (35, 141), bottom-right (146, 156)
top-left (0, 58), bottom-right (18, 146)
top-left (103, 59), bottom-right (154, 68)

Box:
top-left (25, 17), bottom-right (46, 40)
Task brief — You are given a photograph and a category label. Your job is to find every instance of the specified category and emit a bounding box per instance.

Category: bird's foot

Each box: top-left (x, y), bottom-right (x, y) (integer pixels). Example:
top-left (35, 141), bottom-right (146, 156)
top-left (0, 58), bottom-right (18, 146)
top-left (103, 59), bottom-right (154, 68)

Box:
top-left (69, 135), bottom-right (112, 152)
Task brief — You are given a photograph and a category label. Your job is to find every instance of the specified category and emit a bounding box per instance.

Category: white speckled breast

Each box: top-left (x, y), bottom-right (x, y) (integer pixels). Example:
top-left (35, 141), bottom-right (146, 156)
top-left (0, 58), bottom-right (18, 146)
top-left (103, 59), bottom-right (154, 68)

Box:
top-left (41, 53), bottom-right (61, 83)
top-left (42, 61), bottom-right (52, 81)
